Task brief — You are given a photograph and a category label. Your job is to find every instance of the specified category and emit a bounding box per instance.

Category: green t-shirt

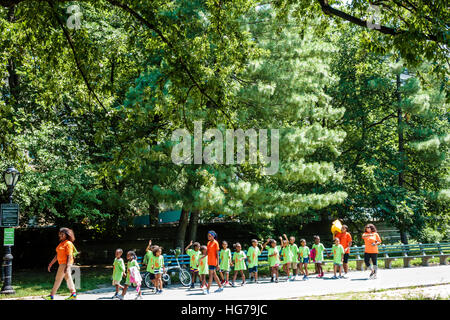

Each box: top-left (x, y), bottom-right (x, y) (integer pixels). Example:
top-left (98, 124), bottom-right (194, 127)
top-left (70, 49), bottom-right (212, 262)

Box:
top-left (233, 251), bottom-right (247, 271)
top-left (187, 249), bottom-right (200, 269)
top-left (312, 243), bottom-right (325, 262)
top-left (112, 258), bottom-right (125, 281)
top-left (267, 246), bottom-right (280, 267)
top-left (280, 246), bottom-right (293, 264)
top-left (247, 246), bottom-right (261, 268)
top-left (299, 246), bottom-right (310, 259)
top-left (288, 243), bottom-right (299, 263)
top-left (332, 244), bottom-right (344, 264)
top-left (153, 254), bottom-right (164, 272)
top-left (145, 251), bottom-right (155, 273)
top-left (126, 259), bottom-right (140, 284)
top-left (219, 248), bottom-right (232, 271)
top-left (199, 255), bottom-right (209, 275)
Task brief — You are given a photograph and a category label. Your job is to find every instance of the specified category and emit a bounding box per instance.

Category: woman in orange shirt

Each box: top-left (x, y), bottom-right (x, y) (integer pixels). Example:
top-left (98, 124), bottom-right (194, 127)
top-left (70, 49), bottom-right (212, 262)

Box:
top-left (362, 224), bottom-right (382, 279)
top-left (43, 228), bottom-right (77, 300)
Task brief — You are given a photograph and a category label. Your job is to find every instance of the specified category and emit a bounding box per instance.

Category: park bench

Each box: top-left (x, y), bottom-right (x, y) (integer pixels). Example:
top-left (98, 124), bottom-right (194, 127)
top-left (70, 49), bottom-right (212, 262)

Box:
top-left (135, 242), bottom-right (450, 271)
top-left (436, 242), bottom-right (450, 265)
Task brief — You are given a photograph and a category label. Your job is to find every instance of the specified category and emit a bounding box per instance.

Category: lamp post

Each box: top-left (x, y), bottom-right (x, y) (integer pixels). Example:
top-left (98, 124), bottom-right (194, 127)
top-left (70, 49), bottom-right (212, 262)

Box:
top-left (1, 166), bottom-right (20, 295)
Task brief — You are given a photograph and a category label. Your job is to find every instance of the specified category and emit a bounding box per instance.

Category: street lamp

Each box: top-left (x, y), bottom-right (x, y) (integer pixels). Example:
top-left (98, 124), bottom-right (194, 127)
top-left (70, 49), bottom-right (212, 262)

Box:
top-left (1, 166), bottom-right (20, 295)
top-left (3, 166), bottom-right (20, 203)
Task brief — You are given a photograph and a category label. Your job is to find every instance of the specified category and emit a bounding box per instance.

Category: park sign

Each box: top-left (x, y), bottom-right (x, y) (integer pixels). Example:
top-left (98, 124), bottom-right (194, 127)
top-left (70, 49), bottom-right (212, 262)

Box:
top-left (1, 203), bottom-right (19, 227)
top-left (3, 228), bottom-right (14, 246)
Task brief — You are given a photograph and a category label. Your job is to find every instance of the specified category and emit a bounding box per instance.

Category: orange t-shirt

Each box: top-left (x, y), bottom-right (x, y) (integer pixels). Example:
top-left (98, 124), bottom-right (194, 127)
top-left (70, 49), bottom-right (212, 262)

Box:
top-left (362, 232), bottom-right (381, 253)
top-left (56, 240), bottom-right (74, 265)
top-left (335, 232), bottom-right (352, 254)
top-left (207, 240), bottom-right (220, 266)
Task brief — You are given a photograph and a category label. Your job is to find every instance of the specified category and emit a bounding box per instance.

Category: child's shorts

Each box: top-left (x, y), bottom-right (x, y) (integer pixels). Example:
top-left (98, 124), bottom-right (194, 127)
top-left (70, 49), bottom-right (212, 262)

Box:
top-left (148, 272), bottom-right (155, 280)
top-left (301, 258), bottom-right (309, 264)
top-left (291, 262), bottom-right (298, 269)
top-left (220, 269), bottom-right (230, 273)
top-left (112, 280), bottom-right (122, 286)
top-left (315, 260), bottom-right (323, 264)
top-left (248, 266), bottom-right (258, 273)
top-left (190, 267), bottom-right (199, 273)
top-left (334, 262), bottom-right (343, 266)
top-left (270, 264), bottom-right (280, 268)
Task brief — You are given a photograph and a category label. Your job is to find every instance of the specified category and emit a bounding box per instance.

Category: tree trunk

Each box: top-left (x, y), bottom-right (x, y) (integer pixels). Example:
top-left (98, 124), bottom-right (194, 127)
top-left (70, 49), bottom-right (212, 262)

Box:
top-left (400, 230), bottom-right (408, 245)
top-left (7, 6), bottom-right (18, 100)
top-left (186, 210), bottom-right (200, 243)
top-left (175, 207), bottom-right (189, 249)
top-left (396, 70), bottom-right (408, 245)
top-left (148, 202), bottom-right (159, 225)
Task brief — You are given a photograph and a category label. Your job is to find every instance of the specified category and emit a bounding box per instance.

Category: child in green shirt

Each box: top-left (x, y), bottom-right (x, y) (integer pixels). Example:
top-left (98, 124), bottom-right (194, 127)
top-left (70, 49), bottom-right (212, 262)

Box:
top-left (299, 239), bottom-right (310, 280)
top-left (312, 235), bottom-right (325, 278)
top-left (198, 245), bottom-right (209, 293)
top-left (288, 236), bottom-right (299, 281)
top-left (330, 238), bottom-right (345, 279)
top-left (121, 251), bottom-right (141, 299)
top-left (262, 238), bottom-right (280, 283)
top-left (279, 234), bottom-right (292, 281)
top-left (231, 243), bottom-right (247, 287)
top-left (185, 240), bottom-right (201, 289)
top-left (144, 239), bottom-right (158, 291)
top-left (247, 239), bottom-right (261, 283)
top-left (152, 246), bottom-right (165, 294)
top-left (112, 248), bottom-right (126, 299)
top-left (218, 241), bottom-right (232, 286)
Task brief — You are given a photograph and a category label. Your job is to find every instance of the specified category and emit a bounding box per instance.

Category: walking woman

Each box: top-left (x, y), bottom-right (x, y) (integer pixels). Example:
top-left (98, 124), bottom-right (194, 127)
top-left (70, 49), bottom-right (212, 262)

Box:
top-left (362, 224), bottom-right (382, 279)
top-left (205, 230), bottom-right (224, 294)
top-left (43, 227), bottom-right (77, 300)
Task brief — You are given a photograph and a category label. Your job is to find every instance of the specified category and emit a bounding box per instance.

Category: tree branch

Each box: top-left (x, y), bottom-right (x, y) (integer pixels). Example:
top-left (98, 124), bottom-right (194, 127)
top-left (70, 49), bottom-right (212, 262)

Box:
top-left (316, 0), bottom-right (439, 42)
top-left (47, 0), bottom-right (108, 113)
top-left (365, 113), bottom-right (396, 130)
top-left (106, 0), bottom-right (236, 128)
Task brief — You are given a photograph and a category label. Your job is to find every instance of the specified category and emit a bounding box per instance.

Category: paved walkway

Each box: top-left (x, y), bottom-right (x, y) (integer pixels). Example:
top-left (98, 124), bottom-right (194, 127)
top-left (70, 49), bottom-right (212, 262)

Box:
top-left (47, 265), bottom-right (450, 300)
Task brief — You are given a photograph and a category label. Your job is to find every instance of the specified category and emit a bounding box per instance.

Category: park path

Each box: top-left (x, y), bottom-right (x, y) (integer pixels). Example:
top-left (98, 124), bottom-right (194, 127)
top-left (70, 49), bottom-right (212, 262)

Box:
top-left (71, 265), bottom-right (450, 300)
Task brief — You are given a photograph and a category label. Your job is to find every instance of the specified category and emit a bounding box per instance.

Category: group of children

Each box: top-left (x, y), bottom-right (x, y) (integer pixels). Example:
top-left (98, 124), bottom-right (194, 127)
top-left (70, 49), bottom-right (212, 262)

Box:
top-left (111, 240), bottom-right (165, 300)
top-left (185, 234), bottom-right (348, 290)
top-left (110, 233), bottom-right (349, 299)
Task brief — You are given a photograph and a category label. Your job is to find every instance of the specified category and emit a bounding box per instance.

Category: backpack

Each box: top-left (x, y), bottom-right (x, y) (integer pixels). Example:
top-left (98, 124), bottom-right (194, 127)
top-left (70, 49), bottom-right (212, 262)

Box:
top-left (310, 248), bottom-right (316, 262)
top-left (72, 245), bottom-right (80, 259)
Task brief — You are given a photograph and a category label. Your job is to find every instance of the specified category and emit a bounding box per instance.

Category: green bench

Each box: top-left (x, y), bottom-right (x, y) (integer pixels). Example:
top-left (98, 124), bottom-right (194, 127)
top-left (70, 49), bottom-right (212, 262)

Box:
top-left (346, 242), bottom-right (450, 270)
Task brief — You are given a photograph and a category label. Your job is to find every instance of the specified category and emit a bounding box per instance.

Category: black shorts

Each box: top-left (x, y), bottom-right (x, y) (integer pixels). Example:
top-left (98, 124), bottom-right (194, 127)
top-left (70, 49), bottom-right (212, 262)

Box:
top-left (148, 272), bottom-right (155, 280)
top-left (343, 253), bottom-right (349, 264)
top-left (364, 253), bottom-right (378, 267)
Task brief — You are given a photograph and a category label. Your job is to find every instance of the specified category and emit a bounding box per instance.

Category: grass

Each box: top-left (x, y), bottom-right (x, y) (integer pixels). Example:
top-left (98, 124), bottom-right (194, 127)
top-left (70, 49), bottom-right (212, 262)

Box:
top-left (288, 283), bottom-right (450, 300)
top-left (0, 265), bottom-right (112, 300)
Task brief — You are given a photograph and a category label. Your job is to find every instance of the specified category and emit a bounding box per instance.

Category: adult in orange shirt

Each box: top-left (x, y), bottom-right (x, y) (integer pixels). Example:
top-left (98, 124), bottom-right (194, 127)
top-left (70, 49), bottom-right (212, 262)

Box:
top-left (206, 230), bottom-right (223, 294)
top-left (334, 225), bottom-right (352, 275)
top-left (362, 224), bottom-right (382, 279)
top-left (43, 228), bottom-right (77, 300)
